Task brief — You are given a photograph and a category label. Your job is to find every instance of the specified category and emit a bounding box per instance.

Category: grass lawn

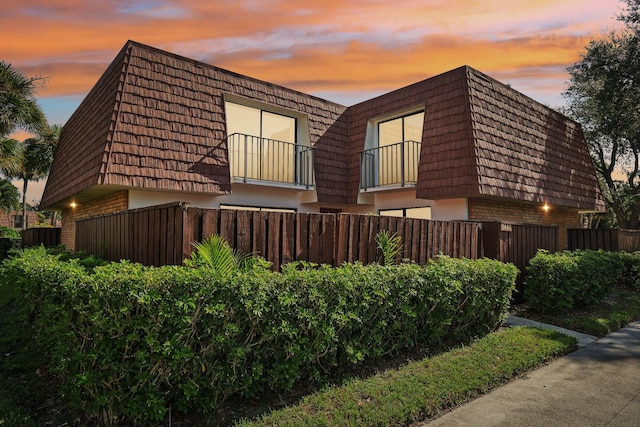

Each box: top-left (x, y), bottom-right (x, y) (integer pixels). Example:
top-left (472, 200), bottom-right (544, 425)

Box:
top-left (235, 327), bottom-right (575, 426)
top-left (511, 286), bottom-right (640, 337)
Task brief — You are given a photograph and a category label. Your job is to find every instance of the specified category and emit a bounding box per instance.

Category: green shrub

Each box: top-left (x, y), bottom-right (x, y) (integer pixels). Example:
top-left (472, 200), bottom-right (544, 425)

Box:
top-left (0, 237), bottom-right (20, 260)
top-left (1, 248), bottom-right (517, 425)
top-left (524, 249), bottom-right (637, 313)
top-left (0, 226), bottom-right (20, 239)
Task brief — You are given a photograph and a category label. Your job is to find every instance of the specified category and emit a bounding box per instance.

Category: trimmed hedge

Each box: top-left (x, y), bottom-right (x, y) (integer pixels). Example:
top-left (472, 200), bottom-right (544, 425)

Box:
top-left (524, 249), bottom-right (640, 314)
top-left (2, 247), bottom-right (517, 425)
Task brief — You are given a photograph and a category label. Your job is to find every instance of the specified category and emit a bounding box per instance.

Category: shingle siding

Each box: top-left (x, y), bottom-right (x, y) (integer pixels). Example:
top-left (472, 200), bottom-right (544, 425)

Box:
top-left (42, 42), bottom-right (604, 218)
top-left (466, 68), bottom-right (605, 211)
top-left (42, 41), bottom-right (350, 209)
top-left (349, 68), bottom-right (478, 204)
top-left (40, 44), bottom-right (128, 209)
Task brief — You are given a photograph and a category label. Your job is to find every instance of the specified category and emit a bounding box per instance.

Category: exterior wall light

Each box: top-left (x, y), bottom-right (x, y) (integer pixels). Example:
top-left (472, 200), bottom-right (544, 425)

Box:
top-left (542, 203), bottom-right (550, 212)
top-left (70, 202), bottom-right (78, 208)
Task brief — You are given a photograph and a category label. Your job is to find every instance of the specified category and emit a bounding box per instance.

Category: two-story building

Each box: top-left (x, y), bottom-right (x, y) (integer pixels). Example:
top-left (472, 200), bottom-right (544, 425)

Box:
top-left (41, 41), bottom-right (605, 250)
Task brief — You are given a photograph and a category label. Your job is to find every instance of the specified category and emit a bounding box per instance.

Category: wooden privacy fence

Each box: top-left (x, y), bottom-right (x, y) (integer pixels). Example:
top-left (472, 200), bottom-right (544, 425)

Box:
top-left (76, 203), bottom-right (188, 266)
top-left (482, 222), bottom-right (558, 275)
top-left (568, 229), bottom-right (640, 252)
top-left (22, 227), bottom-right (61, 248)
top-left (75, 203), bottom-right (483, 270)
top-left (482, 222), bottom-right (558, 299)
top-left (75, 202), bottom-right (558, 272)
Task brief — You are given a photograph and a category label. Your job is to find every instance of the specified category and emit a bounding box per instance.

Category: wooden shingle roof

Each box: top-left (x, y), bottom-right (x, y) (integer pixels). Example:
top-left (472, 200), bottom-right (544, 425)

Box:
top-left (42, 42), bottom-right (604, 213)
top-left (41, 41), bottom-right (349, 209)
top-left (413, 67), bottom-right (605, 211)
top-left (466, 68), bottom-right (604, 210)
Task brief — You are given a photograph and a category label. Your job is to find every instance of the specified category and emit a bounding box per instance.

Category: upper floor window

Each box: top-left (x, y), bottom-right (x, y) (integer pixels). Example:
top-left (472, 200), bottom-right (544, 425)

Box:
top-left (360, 110), bottom-right (424, 190)
top-left (378, 111), bottom-right (424, 150)
top-left (224, 100), bottom-right (314, 188)
top-left (225, 102), bottom-right (296, 145)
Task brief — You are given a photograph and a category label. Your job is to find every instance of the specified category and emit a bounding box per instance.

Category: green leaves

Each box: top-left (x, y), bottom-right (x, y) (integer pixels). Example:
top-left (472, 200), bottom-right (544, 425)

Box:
top-left (187, 234), bottom-right (268, 275)
top-left (2, 247), bottom-right (517, 425)
top-left (524, 249), bottom-right (638, 313)
top-left (375, 230), bottom-right (403, 266)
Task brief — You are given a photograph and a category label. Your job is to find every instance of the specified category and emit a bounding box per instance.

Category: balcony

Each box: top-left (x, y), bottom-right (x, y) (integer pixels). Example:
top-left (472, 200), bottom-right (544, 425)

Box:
top-left (227, 133), bottom-right (315, 189)
top-left (360, 140), bottom-right (421, 190)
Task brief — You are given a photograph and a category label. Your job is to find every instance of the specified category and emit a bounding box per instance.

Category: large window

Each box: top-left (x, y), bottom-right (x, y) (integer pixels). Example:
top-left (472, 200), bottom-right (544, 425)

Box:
top-left (378, 111), bottom-right (424, 149)
top-left (360, 110), bottom-right (424, 189)
top-left (225, 101), bottom-right (311, 185)
top-left (379, 207), bottom-right (431, 220)
top-left (220, 204), bottom-right (296, 213)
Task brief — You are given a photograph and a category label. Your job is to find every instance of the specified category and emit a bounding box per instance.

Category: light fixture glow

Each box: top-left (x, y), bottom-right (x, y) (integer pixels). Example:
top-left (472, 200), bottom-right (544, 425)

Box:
top-left (70, 202), bottom-right (78, 208)
top-left (542, 203), bottom-right (550, 212)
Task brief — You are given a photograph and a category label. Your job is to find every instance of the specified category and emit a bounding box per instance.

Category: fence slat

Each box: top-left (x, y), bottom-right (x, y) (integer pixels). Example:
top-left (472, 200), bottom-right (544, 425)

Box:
top-left (321, 214), bottom-right (335, 266)
top-left (268, 212), bottom-right (282, 271)
top-left (281, 213), bottom-right (294, 265)
top-left (236, 210), bottom-right (252, 254)
top-left (296, 213), bottom-right (309, 261)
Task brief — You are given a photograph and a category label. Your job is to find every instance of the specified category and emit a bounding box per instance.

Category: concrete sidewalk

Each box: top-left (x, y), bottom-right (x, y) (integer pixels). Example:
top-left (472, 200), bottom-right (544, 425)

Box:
top-left (424, 320), bottom-right (640, 426)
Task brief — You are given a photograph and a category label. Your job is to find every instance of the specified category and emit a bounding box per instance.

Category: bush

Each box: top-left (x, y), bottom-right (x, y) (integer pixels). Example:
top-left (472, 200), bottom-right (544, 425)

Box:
top-left (0, 226), bottom-right (20, 239)
top-left (1, 247), bottom-right (517, 425)
top-left (524, 249), bottom-right (638, 313)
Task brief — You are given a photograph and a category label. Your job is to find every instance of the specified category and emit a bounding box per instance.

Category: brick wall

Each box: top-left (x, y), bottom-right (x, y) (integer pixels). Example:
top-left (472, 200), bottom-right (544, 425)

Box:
top-left (468, 198), bottom-right (580, 250)
top-left (60, 191), bottom-right (129, 250)
top-left (0, 211), bottom-right (39, 229)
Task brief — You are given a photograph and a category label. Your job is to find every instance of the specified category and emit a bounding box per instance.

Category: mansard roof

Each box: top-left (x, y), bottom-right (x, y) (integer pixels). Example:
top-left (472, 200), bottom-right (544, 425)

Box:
top-left (41, 41), bottom-right (348, 209)
top-left (42, 41), bottom-right (604, 212)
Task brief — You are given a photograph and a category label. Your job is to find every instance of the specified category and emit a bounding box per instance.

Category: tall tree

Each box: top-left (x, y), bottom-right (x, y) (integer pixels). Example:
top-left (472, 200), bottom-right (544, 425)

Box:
top-left (564, 0), bottom-right (640, 228)
top-left (5, 125), bottom-right (60, 230)
top-left (0, 61), bottom-right (47, 137)
top-left (0, 178), bottom-right (19, 216)
top-left (0, 137), bottom-right (22, 177)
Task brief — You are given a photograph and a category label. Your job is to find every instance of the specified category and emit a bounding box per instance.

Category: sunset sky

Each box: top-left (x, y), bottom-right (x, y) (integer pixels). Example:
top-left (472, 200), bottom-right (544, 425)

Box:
top-left (1, 0), bottom-right (625, 203)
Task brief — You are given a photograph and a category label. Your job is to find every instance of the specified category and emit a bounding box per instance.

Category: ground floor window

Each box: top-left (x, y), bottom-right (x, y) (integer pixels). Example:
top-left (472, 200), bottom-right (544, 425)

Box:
top-left (379, 206), bottom-right (431, 219)
top-left (219, 204), bottom-right (296, 213)
top-left (320, 208), bottom-right (342, 214)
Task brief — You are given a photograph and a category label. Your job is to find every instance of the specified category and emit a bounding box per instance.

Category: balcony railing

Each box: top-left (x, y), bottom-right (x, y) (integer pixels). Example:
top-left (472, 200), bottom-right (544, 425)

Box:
top-left (227, 133), bottom-right (315, 188)
top-left (360, 140), bottom-right (421, 190)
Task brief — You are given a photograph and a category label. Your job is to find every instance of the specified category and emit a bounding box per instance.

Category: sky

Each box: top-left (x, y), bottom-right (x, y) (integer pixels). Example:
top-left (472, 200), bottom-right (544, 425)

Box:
top-left (1, 0), bottom-right (625, 204)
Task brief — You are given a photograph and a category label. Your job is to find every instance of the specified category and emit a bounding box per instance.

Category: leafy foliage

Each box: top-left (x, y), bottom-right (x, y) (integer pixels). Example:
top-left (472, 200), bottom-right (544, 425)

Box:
top-left (0, 61), bottom-right (47, 137)
top-left (564, 0), bottom-right (640, 228)
top-left (4, 125), bottom-right (60, 230)
top-left (0, 225), bottom-right (19, 239)
top-left (186, 234), bottom-right (268, 274)
top-left (374, 230), bottom-right (402, 265)
top-left (2, 247), bottom-right (516, 425)
top-left (0, 179), bottom-right (19, 214)
top-left (524, 249), bottom-right (639, 313)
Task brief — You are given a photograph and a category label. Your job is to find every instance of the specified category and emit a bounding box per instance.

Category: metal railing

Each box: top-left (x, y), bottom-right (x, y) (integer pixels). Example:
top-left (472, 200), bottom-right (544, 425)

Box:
top-left (227, 133), bottom-right (315, 188)
top-left (360, 140), bottom-right (421, 190)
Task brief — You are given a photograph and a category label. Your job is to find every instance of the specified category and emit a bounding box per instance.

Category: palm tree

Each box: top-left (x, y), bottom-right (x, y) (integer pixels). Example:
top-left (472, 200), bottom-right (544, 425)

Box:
top-left (5, 125), bottom-right (60, 230)
top-left (0, 61), bottom-right (47, 137)
top-left (0, 137), bottom-right (22, 177)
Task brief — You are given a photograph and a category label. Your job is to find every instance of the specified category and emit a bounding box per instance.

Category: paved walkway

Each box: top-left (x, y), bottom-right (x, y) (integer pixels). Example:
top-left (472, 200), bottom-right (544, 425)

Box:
top-left (423, 319), bottom-right (640, 426)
